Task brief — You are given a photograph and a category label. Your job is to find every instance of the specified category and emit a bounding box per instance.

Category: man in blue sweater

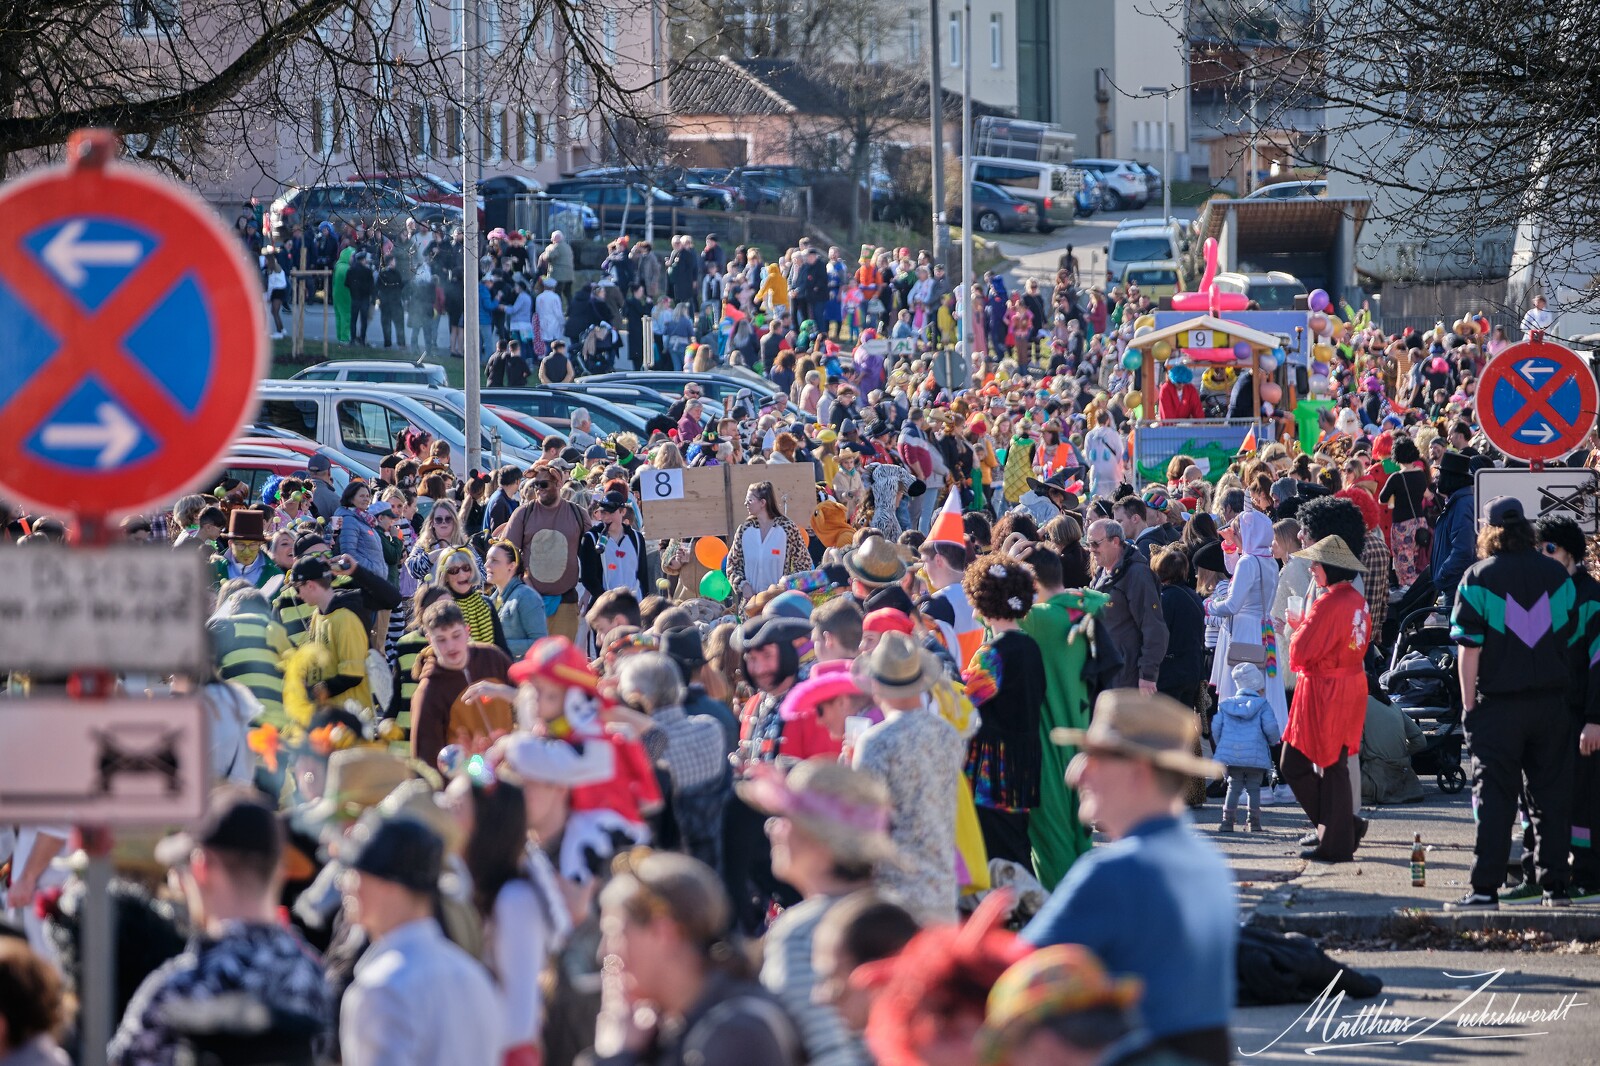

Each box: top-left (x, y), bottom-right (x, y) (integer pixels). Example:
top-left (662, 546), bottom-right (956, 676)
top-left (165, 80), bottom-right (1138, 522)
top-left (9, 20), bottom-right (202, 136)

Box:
top-left (1430, 450), bottom-right (1477, 608)
top-left (1023, 689), bottom-right (1236, 1066)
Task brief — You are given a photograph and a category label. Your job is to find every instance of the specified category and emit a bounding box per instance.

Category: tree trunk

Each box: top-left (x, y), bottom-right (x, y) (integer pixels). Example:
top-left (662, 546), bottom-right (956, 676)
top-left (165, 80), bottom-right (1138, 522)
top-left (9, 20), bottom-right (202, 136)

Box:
top-left (849, 137), bottom-right (870, 247)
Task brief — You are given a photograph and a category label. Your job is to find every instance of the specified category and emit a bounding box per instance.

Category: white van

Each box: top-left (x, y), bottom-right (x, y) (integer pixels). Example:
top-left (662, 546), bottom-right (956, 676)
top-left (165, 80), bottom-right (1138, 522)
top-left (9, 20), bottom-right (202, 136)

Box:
top-left (969, 157), bottom-right (1082, 232)
top-left (1106, 218), bottom-right (1186, 287)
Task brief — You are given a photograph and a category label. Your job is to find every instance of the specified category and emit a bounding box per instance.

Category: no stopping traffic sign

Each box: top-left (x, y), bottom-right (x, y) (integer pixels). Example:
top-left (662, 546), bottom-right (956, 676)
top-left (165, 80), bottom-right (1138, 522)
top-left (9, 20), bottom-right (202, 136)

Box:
top-left (1478, 339), bottom-right (1599, 463)
top-left (0, 131), bottom-right (266, 518)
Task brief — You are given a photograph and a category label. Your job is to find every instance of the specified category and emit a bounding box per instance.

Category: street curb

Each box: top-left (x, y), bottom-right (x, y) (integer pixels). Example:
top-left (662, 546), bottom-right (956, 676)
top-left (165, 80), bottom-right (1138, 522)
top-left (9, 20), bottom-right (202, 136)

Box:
top-left (1250, 906), bottom-right (1600, 940)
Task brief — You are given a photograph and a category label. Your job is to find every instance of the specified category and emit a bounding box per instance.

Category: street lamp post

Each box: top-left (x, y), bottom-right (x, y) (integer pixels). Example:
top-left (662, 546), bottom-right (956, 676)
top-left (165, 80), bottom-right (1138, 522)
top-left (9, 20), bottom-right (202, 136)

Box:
top-left (1141, 85), bottom-right (1172, 220)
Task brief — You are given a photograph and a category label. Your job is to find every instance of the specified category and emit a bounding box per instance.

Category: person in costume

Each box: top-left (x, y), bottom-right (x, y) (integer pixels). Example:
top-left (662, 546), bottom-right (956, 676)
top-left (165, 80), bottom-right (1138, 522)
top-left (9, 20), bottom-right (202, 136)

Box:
top-left (210, 508), bottom-right (283, 590)
top-left (433, 545), bottom-right (510, 655)
top-left (331, 246), bottom-right (353, 343)
top-left (1015, 543), bottom-right (1109, 890)
top-left (1159, 360), bottom-right (1203, 420)
top-left (959, 554), bottom-right (1046, 868)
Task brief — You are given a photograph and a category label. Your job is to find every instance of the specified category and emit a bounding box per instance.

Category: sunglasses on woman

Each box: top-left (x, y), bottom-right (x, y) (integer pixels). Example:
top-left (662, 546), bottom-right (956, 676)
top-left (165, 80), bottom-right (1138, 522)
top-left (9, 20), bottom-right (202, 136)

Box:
top-left (433, 515), bottom-right (455, 524)
top-left (445, 565), bottom-right (473, 576)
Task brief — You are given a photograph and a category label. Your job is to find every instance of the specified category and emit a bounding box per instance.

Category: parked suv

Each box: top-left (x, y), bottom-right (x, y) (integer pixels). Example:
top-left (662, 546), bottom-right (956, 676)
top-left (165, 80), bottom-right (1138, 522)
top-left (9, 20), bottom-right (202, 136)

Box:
top-left (541, 180), bottom-right (684, 235)
top-left (1071, 159), bottom-right (1150, 210)
top-left (265, 182), bottom-right (455, 237)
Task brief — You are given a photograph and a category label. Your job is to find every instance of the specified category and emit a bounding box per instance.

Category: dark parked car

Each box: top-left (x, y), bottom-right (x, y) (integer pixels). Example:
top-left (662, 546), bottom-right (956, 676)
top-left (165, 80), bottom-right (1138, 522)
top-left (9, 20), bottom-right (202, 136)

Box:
top-left (541, 180), bottom-right (686, 237)
top-left (947, 181), bottom-right (1039, 234)
top-left (264, 182), bottom-right (454, 238)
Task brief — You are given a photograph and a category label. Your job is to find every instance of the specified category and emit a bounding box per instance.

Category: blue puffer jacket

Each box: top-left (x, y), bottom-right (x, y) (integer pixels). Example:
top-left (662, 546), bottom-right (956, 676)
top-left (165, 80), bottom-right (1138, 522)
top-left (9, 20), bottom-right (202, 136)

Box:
top-left (1212, 690), bottom-right (1281, 772)
top-left (1431, 487), bottom-right (1476, 607)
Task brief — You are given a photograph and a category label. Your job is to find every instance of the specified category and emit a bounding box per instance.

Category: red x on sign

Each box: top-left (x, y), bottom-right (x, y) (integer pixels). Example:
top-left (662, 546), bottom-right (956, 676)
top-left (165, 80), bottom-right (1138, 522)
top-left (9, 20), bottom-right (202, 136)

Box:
top-left (0, 131), bottom-right (266, 518)
top-left (1479, 338), bottom-right (1599, 463)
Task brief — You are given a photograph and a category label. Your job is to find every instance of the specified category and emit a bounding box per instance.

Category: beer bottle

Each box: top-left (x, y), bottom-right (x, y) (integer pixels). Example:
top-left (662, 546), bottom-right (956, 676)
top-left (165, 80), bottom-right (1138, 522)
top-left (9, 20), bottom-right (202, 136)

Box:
top-left (1411, 833), bottom-right (1426, 887)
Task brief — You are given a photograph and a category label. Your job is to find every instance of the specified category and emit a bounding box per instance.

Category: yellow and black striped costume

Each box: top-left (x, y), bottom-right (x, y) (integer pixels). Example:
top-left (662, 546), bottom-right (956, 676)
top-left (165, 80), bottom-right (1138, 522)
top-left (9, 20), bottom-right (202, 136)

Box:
top-left (207, 612), bottom-right (291, 727)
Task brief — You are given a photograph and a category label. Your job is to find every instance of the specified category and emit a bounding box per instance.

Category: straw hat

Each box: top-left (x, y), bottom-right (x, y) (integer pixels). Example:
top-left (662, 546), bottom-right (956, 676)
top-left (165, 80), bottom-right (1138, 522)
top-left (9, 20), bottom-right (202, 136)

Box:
top-left (851, 631), bottom-right (942, 698)
top-left (844, 536), bottom-right (909, 587)
top-left (1292, 534), bottom-right (1364, 572)
top-left (1050, 689), bottom-right (1223, 779)
top-left (737, 759), bottom-right (896, 864)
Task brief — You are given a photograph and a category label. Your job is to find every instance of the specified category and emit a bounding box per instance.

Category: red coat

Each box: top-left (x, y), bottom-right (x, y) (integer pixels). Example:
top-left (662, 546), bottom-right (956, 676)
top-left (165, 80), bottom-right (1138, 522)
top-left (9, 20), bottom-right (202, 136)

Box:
top-left (1158, 381), bottom-right (1203, 420)
top-left (1283, 582), bottom-right (1370, 768)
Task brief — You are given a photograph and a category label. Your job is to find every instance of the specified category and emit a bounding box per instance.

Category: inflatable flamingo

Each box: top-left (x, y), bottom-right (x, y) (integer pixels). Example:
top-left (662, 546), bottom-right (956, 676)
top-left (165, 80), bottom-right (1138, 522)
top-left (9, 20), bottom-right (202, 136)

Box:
top-left (1171, 237), bottom-right (1249, 312)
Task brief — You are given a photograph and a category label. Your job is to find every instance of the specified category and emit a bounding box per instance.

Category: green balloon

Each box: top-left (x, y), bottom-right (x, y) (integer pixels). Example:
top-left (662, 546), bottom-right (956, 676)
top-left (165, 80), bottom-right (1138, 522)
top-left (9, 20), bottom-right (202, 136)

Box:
top-left (699, 570), bottom-right (733, 601)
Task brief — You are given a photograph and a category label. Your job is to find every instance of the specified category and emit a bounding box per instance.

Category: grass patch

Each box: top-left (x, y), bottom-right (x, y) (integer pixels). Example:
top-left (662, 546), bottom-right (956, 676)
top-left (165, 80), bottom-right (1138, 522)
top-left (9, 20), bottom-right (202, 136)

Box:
top-left (1171, 180), bottom-right (1222, 207)
top-left (270, 337), bottom-right (465, 388)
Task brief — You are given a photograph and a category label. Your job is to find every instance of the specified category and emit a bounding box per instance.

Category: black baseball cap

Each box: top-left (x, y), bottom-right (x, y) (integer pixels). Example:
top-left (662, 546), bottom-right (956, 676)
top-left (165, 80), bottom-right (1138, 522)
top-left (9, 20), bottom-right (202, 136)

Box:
top-left (345, 813), bottom-right (443, 892)
top-left (289, 557), bottom-right (334, 585)
top-left (156, 787), bottom-right (283, 867)
top-left (1486, 496), bottom-right (1525, 528)
top-left (593, 491), bottom-right (629, 512)
top-left (305, 454), bottom-right (332, 473)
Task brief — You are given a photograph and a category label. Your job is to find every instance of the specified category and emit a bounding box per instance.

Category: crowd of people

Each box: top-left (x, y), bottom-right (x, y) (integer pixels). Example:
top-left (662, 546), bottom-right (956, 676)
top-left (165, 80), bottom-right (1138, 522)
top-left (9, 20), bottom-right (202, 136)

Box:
top-left (4, 253), bottom-right (1600, 1066)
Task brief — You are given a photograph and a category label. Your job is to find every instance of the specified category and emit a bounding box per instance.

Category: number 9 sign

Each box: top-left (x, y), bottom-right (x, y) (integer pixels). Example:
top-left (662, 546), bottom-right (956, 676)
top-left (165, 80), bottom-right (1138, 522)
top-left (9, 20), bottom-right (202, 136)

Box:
top-left (647, 469), bottom-right (685, 500)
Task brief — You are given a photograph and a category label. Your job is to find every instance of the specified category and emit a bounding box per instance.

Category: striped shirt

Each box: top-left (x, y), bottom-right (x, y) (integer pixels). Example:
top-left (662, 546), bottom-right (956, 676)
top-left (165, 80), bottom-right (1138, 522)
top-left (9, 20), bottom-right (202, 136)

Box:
top-left (760, 895), bottom-right (871, 1066)
top-left (208, 613), bottom-right (291, 727)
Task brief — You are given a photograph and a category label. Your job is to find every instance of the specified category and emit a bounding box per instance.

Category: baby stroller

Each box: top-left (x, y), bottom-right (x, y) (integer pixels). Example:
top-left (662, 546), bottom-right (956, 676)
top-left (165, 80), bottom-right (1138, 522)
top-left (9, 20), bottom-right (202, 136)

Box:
top-left (1379, 606), bottom-right (1467, 793)
top-left (577, 323), bottom-right (620, 375)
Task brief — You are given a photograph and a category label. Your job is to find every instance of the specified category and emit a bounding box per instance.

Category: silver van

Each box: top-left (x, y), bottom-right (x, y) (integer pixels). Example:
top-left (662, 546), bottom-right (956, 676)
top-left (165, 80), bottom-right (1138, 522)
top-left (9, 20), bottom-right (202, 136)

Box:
top-left (255, 383), bottom-right (501, 471)
top-left (968, 157), bottom-right (1081, 233)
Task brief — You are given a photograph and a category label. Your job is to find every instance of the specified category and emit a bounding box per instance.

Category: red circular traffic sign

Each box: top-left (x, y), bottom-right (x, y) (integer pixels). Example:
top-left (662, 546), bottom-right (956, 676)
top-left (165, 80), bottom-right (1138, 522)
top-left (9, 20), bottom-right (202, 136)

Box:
top-left (0, 133), bottom-right (266, 518)
top-left (1478, 338), bottom-right (1599, 463)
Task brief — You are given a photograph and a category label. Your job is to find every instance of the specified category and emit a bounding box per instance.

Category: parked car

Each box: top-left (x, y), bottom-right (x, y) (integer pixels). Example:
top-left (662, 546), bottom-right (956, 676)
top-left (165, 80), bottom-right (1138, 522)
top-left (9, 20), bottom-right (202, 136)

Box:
top-left (947, 181), bottom-right (1039, 234)
top-left (218, 451), bottom-right (345, 502)
top-left (485, 405), bottom-right (561, 443)
top-left (1106, 218), bottom-right (1187, 286)
top-left (1242, 179), bottom-right (1328, 200)
top-left (481, 388), bottom-right (652, 437)
top-left (348, 171), bottom-right (485, 228)
top-left (1212, 271), bottom-right (1308, 310)
top-left (1133, 163), bottom-right (1165, 203)
top-left (235, 436), bottom-right (379, 482)
top-left (1120, 260), bottom-right (1186, 300)
top-left (1071, 159), bottom-right (1150, 210)
top-left (541, 180), bottom-right (685, 236)
top-left (255, 383), bottom-right (497, 470)
top-left (544, 382), bottom-right (724, 421)
top-left (264, 182), bottom-right (453, 238)
top-left (580, 370), bottom-right (787, 412)
top-left (968, 157), bottom-right (1078, 233)
top-left (291, 359), bottom-right (448, 386)
top-left (374, 383), bottom-right (544, 465)
top-left (1074, 170), bottom-right (1104, 218)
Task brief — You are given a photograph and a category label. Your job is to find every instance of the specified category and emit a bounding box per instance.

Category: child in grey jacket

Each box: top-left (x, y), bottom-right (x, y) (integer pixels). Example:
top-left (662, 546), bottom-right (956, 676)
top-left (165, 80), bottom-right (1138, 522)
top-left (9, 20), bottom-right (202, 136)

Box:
top-left (1212, 662), bottom-right (1281, 832)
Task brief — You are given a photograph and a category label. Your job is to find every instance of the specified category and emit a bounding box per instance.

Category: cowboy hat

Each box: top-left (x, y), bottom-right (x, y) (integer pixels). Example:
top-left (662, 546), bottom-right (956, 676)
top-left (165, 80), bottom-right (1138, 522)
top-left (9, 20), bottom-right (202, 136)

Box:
top-left (851, 631), bottom-right (942, 698)
top-left (737, 759), bottom-right (896, 865)
top-left (295, 749), bottom-right (413, 837)
top-left (1025, 469), bottom-right (1083, 509)
top-left (1050, 689), bottom-right (1223, 779)
top-left (843, 536), bottom-right (909, 587)
top-left (1292, 534), bottom-right (1364, 572)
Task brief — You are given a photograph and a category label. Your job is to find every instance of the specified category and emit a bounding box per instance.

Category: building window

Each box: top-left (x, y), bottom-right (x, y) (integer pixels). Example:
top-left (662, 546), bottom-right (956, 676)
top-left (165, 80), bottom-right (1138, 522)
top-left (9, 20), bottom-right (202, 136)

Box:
top-left (989, 13), bottom-right (1001, 68)
top-left (487, 105), bottom-right (505, 164)
top-left (450, 0), bottom-right (463, 44)
top-left (486, 0), bottom-right (502, 53)
top-left (519, 110), bottom-right (547, 164)
top-left (122, 0), bottom-right (179, 33)
top-left (906, 13), bottom-right (921, 57)
top-left (948, 13), bottom-right (960, 67)
top-left (446, 106), bottom-right (463, 161)
top-left (413, 0), bottom-right (428, 47)
top-left (409, 102), bottom-right (432, 160)
top-left (543, 14), bottom-right (555, 50)
top-left (603, 11), bottom-right (619, 54)
top-left (313, 100), bottom-right (335, 157)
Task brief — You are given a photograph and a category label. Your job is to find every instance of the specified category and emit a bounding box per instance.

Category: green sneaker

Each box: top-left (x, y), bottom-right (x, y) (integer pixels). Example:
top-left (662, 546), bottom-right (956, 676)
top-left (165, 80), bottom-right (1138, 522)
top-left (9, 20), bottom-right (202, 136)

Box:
top-left (1500, 881), bottom-right (1544, 905)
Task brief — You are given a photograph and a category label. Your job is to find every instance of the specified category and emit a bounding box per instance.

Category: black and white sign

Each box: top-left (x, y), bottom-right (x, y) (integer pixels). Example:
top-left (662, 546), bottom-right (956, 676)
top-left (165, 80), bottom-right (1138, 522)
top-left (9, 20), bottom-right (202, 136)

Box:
top-left (643, 468), bottom-right (685, 501)
top-left (1473, 468), bottom-right (1600, 533)
top-left (0, 699), bottom-right (208, 824)
top-left (0, 548), bottom-right (210, 673)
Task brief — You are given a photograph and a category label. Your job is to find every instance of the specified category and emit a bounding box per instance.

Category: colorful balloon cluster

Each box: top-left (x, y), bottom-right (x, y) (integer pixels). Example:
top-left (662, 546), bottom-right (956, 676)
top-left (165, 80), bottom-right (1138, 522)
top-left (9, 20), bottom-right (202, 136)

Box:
top-left (1305, 290), bottom-right (1343, 398)
top-left (693, 535), bottom-right (733, 601)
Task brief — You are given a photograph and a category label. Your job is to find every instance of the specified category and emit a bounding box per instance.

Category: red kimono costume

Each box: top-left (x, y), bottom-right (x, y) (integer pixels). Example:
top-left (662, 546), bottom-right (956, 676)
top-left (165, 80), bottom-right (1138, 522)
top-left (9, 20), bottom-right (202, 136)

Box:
top-left (1281, 580), bottom-right (1370, 860)
top-left (1158, 381), bottom-right (1204, 420)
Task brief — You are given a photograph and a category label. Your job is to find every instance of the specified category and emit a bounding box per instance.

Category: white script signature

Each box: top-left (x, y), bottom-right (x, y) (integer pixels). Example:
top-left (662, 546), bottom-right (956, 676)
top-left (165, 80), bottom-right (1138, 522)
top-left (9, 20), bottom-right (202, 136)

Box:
top-left (1239, 968), bottom-right (1587, 1056)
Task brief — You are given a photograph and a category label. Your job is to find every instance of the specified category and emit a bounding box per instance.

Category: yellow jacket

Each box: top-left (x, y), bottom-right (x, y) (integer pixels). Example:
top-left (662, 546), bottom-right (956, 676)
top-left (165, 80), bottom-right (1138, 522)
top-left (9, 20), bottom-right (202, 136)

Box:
top-left (755, 264), bottom-right (790, 312)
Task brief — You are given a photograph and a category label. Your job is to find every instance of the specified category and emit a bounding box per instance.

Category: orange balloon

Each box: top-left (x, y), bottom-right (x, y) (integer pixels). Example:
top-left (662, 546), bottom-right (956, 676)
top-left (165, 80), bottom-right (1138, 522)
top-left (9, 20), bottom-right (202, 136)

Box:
top-left (694, 536), bottom-right (729, 569)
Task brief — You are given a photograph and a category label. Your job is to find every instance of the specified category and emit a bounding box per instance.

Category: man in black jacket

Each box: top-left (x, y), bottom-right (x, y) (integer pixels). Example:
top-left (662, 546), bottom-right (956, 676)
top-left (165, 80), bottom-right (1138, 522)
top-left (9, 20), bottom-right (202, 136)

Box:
top-left (375, 255), bottom-right (407, 348)
top-left (345, 252), bottom-right (376, 346)
top-left (793, 247), bottom-right (829, 325)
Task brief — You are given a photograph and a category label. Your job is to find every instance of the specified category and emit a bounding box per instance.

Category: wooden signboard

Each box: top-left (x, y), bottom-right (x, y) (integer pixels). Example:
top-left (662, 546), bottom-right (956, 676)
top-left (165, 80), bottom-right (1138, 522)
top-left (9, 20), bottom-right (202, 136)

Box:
top-left (727, 463), bottom-right (819, 533)
top-left (637, 463), bottom-right (819, 539)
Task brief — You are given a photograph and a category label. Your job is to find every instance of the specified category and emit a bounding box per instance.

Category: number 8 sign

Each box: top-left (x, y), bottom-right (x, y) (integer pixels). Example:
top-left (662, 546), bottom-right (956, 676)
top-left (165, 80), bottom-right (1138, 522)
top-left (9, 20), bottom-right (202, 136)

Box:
top-left (648, 469), bottom-right (685, 500)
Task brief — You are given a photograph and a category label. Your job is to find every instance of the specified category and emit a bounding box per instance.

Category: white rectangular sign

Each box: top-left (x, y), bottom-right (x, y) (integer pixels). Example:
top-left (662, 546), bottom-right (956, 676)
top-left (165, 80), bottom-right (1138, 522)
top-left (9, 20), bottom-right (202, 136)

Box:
top-left (641, 467), bottom-right (686, 501)
top-left (0, 548), bottom-right (210, 673)
top-left (1473, 469), bottom-right (1600, 532)
top-left (0, 699), bottom-right (209, 824)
